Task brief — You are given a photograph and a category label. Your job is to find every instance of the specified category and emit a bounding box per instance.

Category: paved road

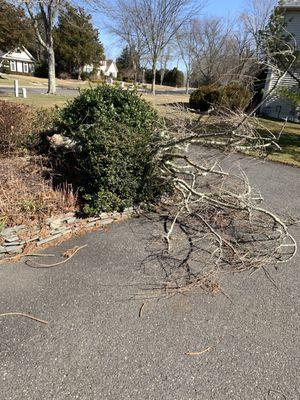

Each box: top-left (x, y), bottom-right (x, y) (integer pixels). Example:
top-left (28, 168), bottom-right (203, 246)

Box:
top-left (0, 85), bottom-right (79, 96)
top-left (0, 154), bottom-right (299, 400)
top-left (0, 85), bottom-right (191, 97)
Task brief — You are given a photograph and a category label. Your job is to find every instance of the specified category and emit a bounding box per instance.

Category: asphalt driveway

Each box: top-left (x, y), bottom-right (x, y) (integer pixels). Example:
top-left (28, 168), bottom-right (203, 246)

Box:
top-left (0, 154), bottom-right (299, 400)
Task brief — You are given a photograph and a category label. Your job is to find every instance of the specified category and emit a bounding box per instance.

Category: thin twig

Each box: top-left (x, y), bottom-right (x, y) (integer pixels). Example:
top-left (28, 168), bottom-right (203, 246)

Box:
top-left (185, 346), bottom-right (212, 356)
top-left (26, 244), bottom-right (88, 268)
top-left (0, 312), bottom-right (48, 324)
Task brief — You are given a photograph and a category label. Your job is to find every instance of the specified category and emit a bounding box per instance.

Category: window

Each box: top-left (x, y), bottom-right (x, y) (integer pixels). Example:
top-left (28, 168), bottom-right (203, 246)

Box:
top-left (10, 60), bottom-right (16, 72)
top-left (276, 105), bottom-right (282, 119)
top-left (23, 63), bottom-right (28, 73)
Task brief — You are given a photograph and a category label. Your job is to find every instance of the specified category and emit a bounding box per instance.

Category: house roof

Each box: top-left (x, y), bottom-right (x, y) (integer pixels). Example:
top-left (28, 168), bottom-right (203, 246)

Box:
top-left (105, 60), bottom-right (118, 73)
top-left (0, 46), bottom-right (35, 62)
top-left (106, 60), bottom-right (114, 68)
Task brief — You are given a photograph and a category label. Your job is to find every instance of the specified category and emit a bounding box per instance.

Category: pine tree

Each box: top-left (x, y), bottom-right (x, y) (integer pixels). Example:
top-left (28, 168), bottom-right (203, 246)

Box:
top-left (54, 4), bottom-right (104, 79)
top-left (0, 0), bottom-right (33, 52)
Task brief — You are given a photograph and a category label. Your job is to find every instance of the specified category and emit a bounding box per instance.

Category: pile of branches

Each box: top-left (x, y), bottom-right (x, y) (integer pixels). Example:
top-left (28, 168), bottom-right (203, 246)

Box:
top-left (140, 111), bottom-right (297, 296)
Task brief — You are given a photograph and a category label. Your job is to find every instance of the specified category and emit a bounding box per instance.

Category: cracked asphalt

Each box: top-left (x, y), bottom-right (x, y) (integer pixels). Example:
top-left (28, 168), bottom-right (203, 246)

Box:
top-left (0, 154), bottom-right (299, 400)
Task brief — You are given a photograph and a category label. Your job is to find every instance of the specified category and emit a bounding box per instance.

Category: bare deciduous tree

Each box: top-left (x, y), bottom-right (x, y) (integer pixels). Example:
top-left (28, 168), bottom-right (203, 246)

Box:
top-left (21, 0), bottom-right (62, 94)
top-left (158, 46), bottom-right (173, 86)
top-left (132, 0), bottom-right (201, 94)
top-left (190, 17), bottom-right (233, 86)
top-left (99, 0), bottom-right (200, 94)
top-left (240, 0), bottom-right (277, 57)
top-left (176, 19), bottom-right (199, 94)
top-left (100, 0), bottom-right (146, 83)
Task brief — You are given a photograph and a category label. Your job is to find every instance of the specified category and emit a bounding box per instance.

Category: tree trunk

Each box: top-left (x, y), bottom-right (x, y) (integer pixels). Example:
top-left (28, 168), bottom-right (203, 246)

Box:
top-left (185, 75), bottom-right (190, 95)
top-left (47, 47), bottom-right (56, 94)
top-left (152, 62), bottom-right (157, 95)
top-left (160, 69), bottom-right (164, 85)
top-left (132, 59), bottom-right (137, 84)
top-left (78, 66), bottom-right (82, 80)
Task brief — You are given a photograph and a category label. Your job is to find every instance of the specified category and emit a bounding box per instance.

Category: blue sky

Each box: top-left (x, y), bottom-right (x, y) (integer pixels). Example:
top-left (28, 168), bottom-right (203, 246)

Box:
top-left (94, 0), bottom-right (246, 61)
top-left (204, 0), bottom-right (244, 17)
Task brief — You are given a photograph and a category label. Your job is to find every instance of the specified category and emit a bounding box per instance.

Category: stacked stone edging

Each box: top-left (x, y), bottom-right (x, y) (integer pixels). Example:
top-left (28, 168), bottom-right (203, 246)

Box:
top-left (0, 208), bottom-right (134, 260)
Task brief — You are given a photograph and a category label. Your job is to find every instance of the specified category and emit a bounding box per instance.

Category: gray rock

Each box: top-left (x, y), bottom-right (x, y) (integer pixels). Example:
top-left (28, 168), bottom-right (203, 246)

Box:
top-left (52, 227), bottom-right (72, 235)
top-left (0, 246), bottom-right (7, 254)
top-left (7, 245), bottom-right (23, 254)
top-left (124, 210), bottom-right (134, 215)
top-left (64, 212), bottom-right (76, 218)
top-left (13, 225), bottom-right (27, 233)
top-left (99, 218), bottom-right (114, 226)
top-left (99, 212), bottom-right (109, 219)
top-left (3, 241), bottom-right (23, 247)
top-left (65, 217), bottom-right (77, 224)
top-left (37, 233), bottom-right (62, 246)
top-left (1, 225), bottom-right (27, 237)
top-left (5, 236), bottom-right (20, 243)
top-left (0, 228), bottom-right (16, 237)
top-left (50, 219), bottom-right (63, 230)
top-left (25, 236), bottom-right (39, 244)
top-left (86, 221), bottom-right (97, 228)
top-left (87, 217), bottom-right (101, 223)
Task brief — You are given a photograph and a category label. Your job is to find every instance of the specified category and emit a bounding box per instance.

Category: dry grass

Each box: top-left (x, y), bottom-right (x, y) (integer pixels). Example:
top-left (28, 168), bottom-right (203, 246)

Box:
top-left (0, 156), bottom-right (77, 228)
top-left (0, 92), bottom-right (75, 108)
top-left (0, 73), bottom-right (88, 90)
top-left (141, 92), bottom-right (190, 118)
top-left (253, 117), bottom-right (300, 167)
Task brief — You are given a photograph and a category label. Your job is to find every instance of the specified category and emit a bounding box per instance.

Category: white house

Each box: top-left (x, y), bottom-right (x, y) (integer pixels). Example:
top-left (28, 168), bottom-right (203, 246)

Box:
top-left (83, 60), bottom-right (118, 78)
top-left (260, 0), bottom-right (300, 122)
top-left (0, 46), bottom-right (35, 75)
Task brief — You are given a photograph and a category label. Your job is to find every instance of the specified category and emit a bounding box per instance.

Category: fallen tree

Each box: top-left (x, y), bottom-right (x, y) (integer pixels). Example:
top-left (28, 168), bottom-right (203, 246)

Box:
top-left (140, 111), bottom-right (297, 296)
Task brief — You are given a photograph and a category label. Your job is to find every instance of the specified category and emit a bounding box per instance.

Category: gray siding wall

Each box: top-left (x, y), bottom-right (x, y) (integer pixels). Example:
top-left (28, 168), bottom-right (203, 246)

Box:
top-left (260, 8), bottom-right (300, 121)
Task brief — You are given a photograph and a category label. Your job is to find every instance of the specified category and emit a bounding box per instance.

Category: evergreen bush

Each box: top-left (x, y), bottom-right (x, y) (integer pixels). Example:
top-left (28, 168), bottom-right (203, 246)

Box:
top-left (189, 85), bottom-right (221, 111)
top-left (52, 85), bottom-right (167, 215)
top-left (220, 82), bottom-right (252, 111)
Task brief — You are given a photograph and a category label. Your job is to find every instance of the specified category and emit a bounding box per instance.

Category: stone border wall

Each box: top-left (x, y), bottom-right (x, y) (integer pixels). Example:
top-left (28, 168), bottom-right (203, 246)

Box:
top-left (0, 208), bottom-right (134, 261)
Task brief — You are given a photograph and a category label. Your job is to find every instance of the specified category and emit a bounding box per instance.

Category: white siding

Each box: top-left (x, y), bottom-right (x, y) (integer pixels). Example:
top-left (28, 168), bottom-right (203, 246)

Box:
top-left (0, 47), bottom-right (35, 75)
top-left (260, 6), bottom-right (300, 121)
top-left (285, 10), bottom-right (300, 49)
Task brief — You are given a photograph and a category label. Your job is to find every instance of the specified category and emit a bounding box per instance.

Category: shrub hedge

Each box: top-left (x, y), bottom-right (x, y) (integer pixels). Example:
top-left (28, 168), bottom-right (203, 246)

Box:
top-left (220, 82), bottom-right (252, 111)
top-left (51, 85), bottom-right (167, 215)
top-left (189, 85), bottom-right (221, 111)
top-left (189, 83), bottom-right (252, 112)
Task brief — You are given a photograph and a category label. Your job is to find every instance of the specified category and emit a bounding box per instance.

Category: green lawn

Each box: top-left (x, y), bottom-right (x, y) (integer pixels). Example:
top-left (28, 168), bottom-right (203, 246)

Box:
top-left (0, 81), bottom-right (299, 167)
top-left (0, 91), bottom-right (75, 108)
top-left (255, 117), bottom-right (300, 167)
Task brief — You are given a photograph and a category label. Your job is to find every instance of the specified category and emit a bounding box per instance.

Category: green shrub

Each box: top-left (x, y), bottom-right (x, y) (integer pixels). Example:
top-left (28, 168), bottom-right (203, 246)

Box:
top-left (34, 61), bottom-right (48, 78)
top-left (189, 85), bottom-right (221, 111)
top-left (51, 85), bottom-right (167, 215)
top-left (220, 82), bottom-right (252, 111)
top-left (80, 71), bottom-right (90, 81)
top-left (189, 83), bottom-right (252, 112)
